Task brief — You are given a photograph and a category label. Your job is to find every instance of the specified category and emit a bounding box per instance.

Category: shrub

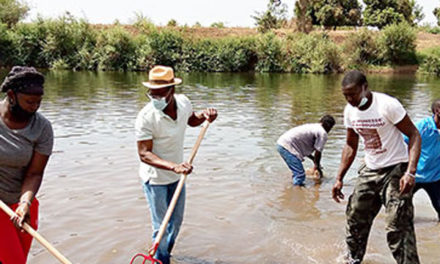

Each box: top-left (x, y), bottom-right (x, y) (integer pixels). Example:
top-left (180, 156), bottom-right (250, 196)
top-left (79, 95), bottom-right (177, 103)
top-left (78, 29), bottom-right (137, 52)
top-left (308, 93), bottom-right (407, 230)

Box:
top-left (0, 22), bottom-right (14, 66)
top-left (255, 33), bottom-right (284, 72)
top-left (179, 37), bottom-right (256, 72)
top-left (210, 22), bottom-right (225, 28)
top-left (343, 29), bottom-right (381, 68)
top-left (378, 22), bottom-right (417, 65)
top-left (285, 33), bottom-right (342, 73)
top-left (134, 34), bottom-right (154, 71)
top-left (95, 26), bottom-right (137, 70)
top-left (148, 28), bottom-right (184, 68)
top-left (8, 19), bottom-right (49, 66)
top-left (132, 12), bottom-right (156, 34)
top-left (40, 15), bottom-right (97, 70)
top-left (419, 47), bottom-right (440, 76)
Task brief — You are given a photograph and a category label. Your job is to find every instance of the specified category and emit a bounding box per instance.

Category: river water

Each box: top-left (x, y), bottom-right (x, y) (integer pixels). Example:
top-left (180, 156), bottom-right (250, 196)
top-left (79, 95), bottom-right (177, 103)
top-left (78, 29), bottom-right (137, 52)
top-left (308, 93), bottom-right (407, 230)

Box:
top-left (1, 70), bottom-right (439, 264)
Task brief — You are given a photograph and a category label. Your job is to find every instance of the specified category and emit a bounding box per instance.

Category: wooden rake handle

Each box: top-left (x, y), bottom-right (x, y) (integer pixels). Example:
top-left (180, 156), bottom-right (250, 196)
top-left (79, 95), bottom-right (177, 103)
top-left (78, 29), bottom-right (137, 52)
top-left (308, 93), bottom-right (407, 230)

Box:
top-left (0, 199), bottom-right (73, 264)
top-left (149, 121), bottom-right (210, 256)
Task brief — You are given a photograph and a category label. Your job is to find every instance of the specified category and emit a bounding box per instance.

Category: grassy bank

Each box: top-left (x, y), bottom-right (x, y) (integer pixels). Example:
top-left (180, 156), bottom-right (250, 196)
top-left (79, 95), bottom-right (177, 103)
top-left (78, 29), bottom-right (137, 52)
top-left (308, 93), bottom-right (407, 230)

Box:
top-left (1, 15), bottom-right (440, 75)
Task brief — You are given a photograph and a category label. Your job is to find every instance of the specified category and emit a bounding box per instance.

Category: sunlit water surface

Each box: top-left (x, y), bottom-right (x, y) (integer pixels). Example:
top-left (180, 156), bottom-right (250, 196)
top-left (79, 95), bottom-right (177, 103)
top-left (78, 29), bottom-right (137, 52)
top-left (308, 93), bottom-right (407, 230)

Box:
top-left (1, 70), bottom-right (439, 264)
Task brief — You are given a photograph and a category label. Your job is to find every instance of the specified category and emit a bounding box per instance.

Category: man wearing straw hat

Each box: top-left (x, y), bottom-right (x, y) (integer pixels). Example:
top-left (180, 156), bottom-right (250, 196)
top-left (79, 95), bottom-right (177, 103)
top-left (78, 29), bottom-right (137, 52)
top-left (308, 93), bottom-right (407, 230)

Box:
top-left (135, 65), bottom-right (217, 264)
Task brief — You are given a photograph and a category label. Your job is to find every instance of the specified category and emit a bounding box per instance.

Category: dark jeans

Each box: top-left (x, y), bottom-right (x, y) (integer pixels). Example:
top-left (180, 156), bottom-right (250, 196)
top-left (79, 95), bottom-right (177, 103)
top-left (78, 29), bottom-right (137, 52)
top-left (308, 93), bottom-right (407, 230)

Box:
top-left (414, 179), bottom-right (440, 220)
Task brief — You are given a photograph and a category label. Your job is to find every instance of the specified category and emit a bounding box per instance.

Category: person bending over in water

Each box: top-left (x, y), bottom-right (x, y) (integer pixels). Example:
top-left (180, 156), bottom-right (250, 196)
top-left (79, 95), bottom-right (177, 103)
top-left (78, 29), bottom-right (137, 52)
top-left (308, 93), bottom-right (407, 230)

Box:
top-left (277, 115), bottom-right (335, 186)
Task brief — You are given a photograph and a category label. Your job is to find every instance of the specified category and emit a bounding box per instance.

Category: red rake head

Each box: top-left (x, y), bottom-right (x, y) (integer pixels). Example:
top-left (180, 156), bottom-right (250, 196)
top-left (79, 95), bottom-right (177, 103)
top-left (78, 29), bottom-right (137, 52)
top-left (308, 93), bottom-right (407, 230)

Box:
top-left (129, 253), bottom-right (163, 264)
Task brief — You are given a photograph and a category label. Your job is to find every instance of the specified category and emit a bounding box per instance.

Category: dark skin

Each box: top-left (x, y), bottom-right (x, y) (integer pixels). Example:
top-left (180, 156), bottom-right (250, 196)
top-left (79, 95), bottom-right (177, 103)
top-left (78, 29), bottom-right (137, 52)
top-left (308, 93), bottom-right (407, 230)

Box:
top-left (0, 90), bottom-right (49, 228)
top-left (434, 105), bottom-right (440, 129)
top-left (307, 122), bottom-right (334, 179)
top-left (137, 86), bottom-right (218, 175)
top-left (332, 83), bottom-right (421, 203)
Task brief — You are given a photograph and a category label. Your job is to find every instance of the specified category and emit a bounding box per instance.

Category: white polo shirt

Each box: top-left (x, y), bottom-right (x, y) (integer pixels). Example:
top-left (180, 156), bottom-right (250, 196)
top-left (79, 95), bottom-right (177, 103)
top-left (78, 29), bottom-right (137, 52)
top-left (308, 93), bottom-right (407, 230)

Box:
top-left (135, 94), bottom-right (193, 185)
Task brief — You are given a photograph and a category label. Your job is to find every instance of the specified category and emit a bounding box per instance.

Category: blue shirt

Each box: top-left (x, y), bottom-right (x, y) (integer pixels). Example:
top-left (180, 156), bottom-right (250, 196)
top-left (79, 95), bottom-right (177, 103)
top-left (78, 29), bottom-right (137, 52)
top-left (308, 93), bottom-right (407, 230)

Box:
top-left (405, 116), bottom-right (440, 183)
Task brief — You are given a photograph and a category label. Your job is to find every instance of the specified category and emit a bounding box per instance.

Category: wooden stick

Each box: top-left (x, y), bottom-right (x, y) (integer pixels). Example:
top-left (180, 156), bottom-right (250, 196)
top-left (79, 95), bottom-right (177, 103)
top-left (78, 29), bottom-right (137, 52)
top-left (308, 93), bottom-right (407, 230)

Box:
top-left (0, 199), bottom-right (73, 264)
top-left (149, 121), bottom-right (210, 256)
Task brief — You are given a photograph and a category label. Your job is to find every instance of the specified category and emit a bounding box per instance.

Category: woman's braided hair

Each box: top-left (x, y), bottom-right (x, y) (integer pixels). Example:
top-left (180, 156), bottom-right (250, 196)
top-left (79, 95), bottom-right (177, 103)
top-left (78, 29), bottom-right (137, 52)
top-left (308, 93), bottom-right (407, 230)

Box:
top-left (0, 66), bottom-right (45, 94)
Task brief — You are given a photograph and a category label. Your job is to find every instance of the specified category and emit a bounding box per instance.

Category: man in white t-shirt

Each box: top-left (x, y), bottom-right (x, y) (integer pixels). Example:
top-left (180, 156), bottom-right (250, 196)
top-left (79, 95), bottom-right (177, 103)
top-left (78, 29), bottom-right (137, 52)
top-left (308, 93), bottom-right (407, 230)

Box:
top-left (277, 115), bottom-right (335, 186)
top-left (135, 66), bottom-right (217, 264)
top-left (331, 70), bottom-right (421, 264)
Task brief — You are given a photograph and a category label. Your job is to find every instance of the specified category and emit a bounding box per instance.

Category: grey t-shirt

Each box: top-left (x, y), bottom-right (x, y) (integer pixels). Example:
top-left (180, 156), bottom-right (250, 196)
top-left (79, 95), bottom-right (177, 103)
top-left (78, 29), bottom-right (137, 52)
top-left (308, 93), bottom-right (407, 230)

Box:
top-left (277, 123), bottom-right (328, 161)
top-left (0, 112), bottom-right (54, 204)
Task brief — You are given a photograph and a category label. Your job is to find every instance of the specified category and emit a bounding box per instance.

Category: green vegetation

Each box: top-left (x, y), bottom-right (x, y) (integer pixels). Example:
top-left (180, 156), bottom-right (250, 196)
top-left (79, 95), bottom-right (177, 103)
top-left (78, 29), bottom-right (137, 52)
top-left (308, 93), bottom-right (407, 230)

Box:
top-left (378, 22), bottom-right (417, 65)
top-left (435, 3), bottom-right (440, 26)
top-left (294, 0), bottom-right (361, 30)
top-left (419, 47), bottom-right (440, 76)
top-left (1, 13), bottom-right (440, 75)
top-left (363, 0), bottom-right (420, 29)
top-left (167, 19), bottom-right (177, 27)
top-left (252, 0), bottom-right (287, 33)
top-left (292, 0), bottom-right (423, 31)
top-left (210, 22), bottom-right (225, 28)
top-left (0, 0), bottom-right (29, 28)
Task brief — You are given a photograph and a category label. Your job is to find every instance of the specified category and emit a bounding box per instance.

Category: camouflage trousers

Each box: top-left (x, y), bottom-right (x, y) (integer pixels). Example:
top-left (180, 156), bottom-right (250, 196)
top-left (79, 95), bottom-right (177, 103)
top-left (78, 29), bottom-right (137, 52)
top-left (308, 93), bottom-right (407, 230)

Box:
top-left (345, 162), bottom-right (420, 264)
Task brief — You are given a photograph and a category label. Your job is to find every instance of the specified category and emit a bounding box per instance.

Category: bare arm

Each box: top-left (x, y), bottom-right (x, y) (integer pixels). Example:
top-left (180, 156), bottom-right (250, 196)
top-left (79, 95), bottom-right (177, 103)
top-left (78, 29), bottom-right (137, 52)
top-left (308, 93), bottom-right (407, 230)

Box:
top-left (313, 150), bottom-right (323, 178)
top-left (12, 151), bottom-right (49, 227)
top-left (137, 140), bottom-right (193, 174)
top-left (395, 114), bottom-right (421, 194)
top-left (332, 128), bottom-right (359, 203)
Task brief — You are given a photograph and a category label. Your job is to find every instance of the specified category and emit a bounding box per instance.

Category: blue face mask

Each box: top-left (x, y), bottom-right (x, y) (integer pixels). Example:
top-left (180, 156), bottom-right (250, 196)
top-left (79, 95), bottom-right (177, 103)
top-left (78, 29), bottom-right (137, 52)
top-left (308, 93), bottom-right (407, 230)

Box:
top-left (148, 89), bottom-right (171, 111)
top-left (150, 97), bottom-right (168, 111)
top-left (358, 96), bottom-right (368, 108)
top-left (358, 86), bottom-right (368, 108)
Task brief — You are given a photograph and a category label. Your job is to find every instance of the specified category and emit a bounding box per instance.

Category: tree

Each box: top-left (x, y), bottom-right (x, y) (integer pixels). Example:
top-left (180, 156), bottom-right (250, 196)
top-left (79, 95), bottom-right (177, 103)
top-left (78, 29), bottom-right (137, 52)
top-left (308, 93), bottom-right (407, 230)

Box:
top-left (434, 3), bottom-right (440, 26)
top-left (252, 0), bottom-right (288, 33)
top-left (314, 0), bottom-right (362, 29)
top-left (294, 0), bottom-right (361, 31)
top-left (412, 2), bottom-right (424, 25)
top-left (294, 0), bottom-right (314, 33)
top-left (363, 0), bottom-right (422, 29)
top-left (167, 19), bottom-right (177, 27)
top-left (0, 0), bottom-right (30, 28)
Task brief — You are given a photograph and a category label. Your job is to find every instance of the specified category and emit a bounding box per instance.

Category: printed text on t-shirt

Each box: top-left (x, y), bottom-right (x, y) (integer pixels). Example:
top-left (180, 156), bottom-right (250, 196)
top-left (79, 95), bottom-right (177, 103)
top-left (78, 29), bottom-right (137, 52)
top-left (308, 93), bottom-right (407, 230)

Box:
top-left (351, 118), bottom-right (387, 155)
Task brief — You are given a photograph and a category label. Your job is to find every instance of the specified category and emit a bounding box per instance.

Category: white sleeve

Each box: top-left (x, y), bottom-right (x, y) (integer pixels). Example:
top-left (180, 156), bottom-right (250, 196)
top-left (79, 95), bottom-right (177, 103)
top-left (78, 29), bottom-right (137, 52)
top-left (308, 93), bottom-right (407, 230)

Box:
top-left (343, 105), bottom-right (352, 128)
top-left (179, 94), bottom-right (193, 119)
top-left (383, 97), bottom-right (406, 125)
top-left (135, 110), bottom-right (153, 141)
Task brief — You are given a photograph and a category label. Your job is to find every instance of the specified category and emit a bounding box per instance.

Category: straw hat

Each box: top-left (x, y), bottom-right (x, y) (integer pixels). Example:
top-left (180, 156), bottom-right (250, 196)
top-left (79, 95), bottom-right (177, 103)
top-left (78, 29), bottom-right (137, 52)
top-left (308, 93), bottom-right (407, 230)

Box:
top-left (142, 66), bottom-right (182, 89)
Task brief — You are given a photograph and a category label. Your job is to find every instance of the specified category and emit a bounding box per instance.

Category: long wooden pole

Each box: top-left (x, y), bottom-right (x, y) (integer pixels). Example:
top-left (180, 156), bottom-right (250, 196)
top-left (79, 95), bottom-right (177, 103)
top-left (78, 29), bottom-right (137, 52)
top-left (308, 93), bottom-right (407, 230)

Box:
top-left (0, 199), bottom-right (73, 264)
top-left (149, 121), bottom-right (210, 256)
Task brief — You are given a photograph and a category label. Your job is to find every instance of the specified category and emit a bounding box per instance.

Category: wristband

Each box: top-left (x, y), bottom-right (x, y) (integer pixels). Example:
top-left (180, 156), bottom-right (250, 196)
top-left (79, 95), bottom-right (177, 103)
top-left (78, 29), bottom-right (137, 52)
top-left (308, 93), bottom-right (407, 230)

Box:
top-left (19, 200), bottom-right (31, 206)
top-left (405, 172), bottom-right (416, 178)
